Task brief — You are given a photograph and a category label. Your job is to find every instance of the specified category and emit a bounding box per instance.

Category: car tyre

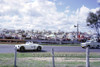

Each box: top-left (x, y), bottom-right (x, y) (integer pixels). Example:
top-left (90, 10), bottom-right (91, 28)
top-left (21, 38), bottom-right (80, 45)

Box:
top-left (37, 46), bottom-right (41, 51)
top-left (96, 45), bottom-right (100, 49)
top-left (20, 46), bottom-right (25, 52)
top-left (87, 45), bottom-right (90, 48)
top-left (82, 47), bottom-right (85, 49)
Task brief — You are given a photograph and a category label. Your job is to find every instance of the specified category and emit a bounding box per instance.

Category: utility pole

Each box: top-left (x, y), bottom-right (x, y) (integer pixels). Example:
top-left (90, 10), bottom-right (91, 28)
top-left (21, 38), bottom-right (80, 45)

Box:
top-left (77, 23), bottom-right (79, 41)
top-left (74, 23), bottom-right (79, 43)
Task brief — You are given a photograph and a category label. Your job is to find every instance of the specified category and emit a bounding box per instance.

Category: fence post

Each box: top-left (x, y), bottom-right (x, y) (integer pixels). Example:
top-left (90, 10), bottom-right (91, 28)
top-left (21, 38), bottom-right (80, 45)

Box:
top-left (51, 48), bottom-right (55, 67)
top-left (14, 47), bottom-right (17, 67)
top-left (86, 46), bottom-right (90, 67)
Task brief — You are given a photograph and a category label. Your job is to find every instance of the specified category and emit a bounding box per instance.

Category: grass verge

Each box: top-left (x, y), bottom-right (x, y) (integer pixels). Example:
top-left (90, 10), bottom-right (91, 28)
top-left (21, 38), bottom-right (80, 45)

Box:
top-left (0, 52), bottom-right (100, 58)
top-left (0, 52), bottom-right (100, 67)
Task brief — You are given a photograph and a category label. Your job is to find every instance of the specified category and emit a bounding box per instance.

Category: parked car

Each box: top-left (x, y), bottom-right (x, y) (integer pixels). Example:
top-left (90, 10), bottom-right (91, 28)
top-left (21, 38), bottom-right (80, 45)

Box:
top-left (15, 42), bottom-right (43, 51)
top-left (81, 39), bottom-right (100, 49)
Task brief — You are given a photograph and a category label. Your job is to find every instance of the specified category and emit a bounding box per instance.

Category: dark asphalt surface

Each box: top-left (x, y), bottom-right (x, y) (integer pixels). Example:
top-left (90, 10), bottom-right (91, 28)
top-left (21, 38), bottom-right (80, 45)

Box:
top-left (0, 45), bottom-right (100, 53)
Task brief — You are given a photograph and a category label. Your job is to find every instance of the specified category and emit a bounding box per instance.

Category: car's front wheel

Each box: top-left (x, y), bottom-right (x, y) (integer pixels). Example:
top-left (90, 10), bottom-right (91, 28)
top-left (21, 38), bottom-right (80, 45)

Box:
top-left (96, 45), bottom-right (100, 49)
top-left (82, 47), bottom-right (86, 49)
top-left (37, 46), bottom-right (42, 51)
top-left (20, 46), bottom-right (25, 52)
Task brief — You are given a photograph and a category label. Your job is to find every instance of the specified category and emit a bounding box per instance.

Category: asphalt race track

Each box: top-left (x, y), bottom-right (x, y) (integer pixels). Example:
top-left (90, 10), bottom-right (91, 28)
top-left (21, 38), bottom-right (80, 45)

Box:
top-left (0, 45), bottom-right (100, 53)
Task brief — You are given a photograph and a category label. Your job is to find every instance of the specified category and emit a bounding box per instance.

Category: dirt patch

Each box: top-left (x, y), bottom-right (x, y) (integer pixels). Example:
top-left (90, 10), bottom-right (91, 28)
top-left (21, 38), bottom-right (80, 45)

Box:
top-left (17, 57), bottom-right (100, 62)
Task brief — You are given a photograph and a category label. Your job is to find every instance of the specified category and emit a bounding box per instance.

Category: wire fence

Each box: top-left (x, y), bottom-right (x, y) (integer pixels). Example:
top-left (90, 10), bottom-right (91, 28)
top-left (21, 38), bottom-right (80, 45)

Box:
top-left (15, 47), bottom-right (100, 67)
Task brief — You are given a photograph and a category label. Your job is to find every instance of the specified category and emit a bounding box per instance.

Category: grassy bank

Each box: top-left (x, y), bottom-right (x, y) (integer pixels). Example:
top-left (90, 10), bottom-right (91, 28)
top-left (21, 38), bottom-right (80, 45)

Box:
top-left (0, 52), bottom-right (100, 67)
top-left (1, 61), bottom-right (100, 67)
top-left (0, 52), bottom-right (100, 58)
top-left (0, 58), bottom-right (100, 67)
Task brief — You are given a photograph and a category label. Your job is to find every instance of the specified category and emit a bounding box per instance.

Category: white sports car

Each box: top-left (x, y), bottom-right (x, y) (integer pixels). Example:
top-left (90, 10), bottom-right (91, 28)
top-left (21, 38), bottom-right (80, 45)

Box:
top-left (15, 42), bottom-right (43, 51)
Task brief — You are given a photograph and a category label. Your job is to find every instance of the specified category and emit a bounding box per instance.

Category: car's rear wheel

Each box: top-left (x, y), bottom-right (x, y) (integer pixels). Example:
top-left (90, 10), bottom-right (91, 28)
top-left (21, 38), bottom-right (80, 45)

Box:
top-left (20, 46), bottom-right (25, 52)
top-left (37, 46), bottom-right (41, 51)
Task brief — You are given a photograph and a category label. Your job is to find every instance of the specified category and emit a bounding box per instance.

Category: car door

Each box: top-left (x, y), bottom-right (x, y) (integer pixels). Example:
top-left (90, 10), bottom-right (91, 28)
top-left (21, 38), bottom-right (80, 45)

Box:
top-left (29, 44), bottom-right (35, 50)
top-left (25, 43), bottom-right (34, 50)
top-left (90, 41), bottom-right (94, 47)
top-left (25, 45), bottom-right (31, 50)
top-left (92, 41), bottom-right (97, 47)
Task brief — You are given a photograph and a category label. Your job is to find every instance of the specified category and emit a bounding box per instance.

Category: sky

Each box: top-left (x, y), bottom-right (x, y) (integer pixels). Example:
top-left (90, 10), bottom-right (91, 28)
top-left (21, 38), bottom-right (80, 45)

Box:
top-left (0, 0), bottom-right (100, 33)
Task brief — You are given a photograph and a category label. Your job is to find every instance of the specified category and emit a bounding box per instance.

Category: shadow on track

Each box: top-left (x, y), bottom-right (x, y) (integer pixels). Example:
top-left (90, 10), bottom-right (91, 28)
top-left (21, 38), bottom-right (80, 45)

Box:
top-left (17, 50), bottom-right (47, 53)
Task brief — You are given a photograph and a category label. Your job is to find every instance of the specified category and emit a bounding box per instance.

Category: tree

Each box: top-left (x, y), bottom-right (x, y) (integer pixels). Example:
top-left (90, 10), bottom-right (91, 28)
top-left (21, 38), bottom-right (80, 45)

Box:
top-left (86, 9), bottom-right (100, 37)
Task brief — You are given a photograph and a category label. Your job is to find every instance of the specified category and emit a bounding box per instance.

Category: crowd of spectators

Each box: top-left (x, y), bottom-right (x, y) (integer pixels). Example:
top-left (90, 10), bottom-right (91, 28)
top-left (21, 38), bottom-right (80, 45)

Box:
top-left (0, 29), bottom-right (92, 43)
